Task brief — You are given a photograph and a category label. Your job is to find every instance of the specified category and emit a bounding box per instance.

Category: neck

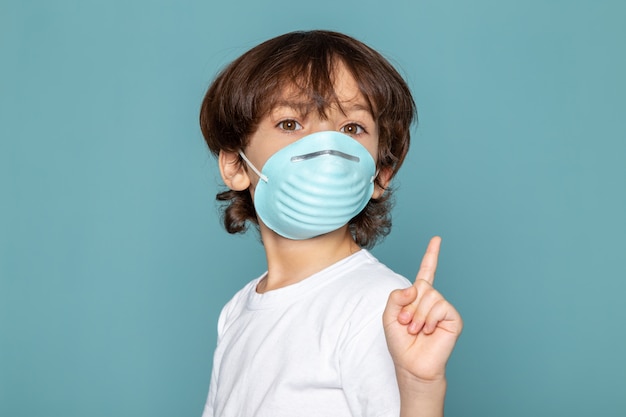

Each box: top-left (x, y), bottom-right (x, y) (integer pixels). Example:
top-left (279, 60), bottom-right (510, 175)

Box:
top-left (256, 224), bottom-right (361, 293)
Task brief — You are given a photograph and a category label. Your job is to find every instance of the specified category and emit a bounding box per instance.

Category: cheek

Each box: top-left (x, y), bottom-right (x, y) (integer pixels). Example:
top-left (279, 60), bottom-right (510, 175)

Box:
top-left (243, 166), bottom-right (261, 195)
top-left (364, 138), bottom-right (380, 164)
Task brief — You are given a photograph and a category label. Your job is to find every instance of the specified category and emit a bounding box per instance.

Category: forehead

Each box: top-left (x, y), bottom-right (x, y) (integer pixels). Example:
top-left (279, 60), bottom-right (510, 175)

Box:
top-left (262, 60), bottom-right (375, 118)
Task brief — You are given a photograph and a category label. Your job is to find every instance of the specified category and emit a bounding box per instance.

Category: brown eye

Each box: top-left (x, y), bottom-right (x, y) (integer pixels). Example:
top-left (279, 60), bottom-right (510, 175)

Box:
top-left (341, 123), bottom-right (364, 135)
top-left (278, 120), bottom-right (302, 131)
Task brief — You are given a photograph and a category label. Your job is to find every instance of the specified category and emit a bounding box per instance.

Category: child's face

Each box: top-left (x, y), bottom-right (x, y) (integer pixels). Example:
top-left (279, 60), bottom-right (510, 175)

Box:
top-left (242, 62), bottom-right (380, 191)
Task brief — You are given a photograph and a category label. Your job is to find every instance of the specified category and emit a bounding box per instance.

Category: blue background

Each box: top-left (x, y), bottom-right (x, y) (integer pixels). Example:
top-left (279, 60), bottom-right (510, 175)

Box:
top-left (2, 0), bottom-right (625, 416)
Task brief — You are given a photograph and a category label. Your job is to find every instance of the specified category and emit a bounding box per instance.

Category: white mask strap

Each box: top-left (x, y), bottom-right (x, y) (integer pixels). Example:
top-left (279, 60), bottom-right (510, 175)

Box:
top-left (370, 169), bottom-right (379, 183)
top-left (238, 150), bottom-right (268, 183)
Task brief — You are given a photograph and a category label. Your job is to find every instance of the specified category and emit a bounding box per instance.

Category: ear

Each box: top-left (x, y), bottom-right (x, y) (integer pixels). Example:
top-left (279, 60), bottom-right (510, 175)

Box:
top-left (372, 166), bottom-right (393, 199)
top-left (218, 150), bottom-right (251, 191)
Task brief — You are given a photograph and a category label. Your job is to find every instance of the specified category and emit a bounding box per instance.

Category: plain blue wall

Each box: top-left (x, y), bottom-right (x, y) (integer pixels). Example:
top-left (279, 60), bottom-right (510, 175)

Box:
top-left (2, 0), bottom-right (625, 416)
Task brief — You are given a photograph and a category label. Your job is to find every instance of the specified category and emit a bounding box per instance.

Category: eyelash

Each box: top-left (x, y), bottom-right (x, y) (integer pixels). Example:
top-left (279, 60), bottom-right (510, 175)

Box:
top-left (276, 119), bottom-right (367, 135)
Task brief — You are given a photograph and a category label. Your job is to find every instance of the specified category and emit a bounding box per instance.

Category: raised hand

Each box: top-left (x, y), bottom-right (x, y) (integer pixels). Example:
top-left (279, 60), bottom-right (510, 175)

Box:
top-left (383, 236), bottom-right (463, 384)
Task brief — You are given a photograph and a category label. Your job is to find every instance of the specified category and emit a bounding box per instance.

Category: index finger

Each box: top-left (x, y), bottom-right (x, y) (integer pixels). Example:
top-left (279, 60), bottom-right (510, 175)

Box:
top-left (414, 236), bottom-right (442, 285)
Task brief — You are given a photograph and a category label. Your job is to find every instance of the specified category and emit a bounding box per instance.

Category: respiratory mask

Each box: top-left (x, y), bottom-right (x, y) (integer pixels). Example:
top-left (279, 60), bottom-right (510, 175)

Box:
top-left (239, 131), bottom-right (377, 240)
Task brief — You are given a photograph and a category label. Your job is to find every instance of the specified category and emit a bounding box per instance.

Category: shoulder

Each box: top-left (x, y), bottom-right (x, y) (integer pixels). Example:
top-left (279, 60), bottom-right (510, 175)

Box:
top-left (327, 249), bottom-right (410, 301)
top-left (315, 250), bottom-right (410, 327)
top-left (215, 275), bottom-right (262, 337)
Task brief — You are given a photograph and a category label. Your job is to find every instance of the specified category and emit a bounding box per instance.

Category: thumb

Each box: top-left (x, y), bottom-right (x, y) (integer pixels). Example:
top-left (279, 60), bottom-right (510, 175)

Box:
top-left (383, 285), bottom-right (417, 324)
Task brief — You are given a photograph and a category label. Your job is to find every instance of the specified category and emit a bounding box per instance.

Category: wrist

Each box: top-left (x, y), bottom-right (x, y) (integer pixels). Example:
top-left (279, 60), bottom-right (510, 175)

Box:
top-left (396, 369), bottom-right (447, 396)
top-left (394, 365), bottom-right (447, 388)
top-left (396, 368), bottom-right (447, 417)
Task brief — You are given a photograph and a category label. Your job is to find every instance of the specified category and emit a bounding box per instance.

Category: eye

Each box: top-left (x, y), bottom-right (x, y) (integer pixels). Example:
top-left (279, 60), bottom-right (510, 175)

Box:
top-left (277, 119), bottom-right (302, 131)
top-left (341, 123), bottom-right (365, 135)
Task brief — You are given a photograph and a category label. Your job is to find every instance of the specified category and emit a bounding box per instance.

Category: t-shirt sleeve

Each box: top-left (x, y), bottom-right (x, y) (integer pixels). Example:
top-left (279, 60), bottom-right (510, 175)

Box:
top-left (337, 280), bottom-right (405, 417)
top-left (202, 294), bottom-right (237, 417)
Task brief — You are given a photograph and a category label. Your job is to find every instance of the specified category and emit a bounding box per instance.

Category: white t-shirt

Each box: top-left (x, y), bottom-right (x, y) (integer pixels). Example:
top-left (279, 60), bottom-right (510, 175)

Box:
top-left (202, 249), bottom-right (410, 417)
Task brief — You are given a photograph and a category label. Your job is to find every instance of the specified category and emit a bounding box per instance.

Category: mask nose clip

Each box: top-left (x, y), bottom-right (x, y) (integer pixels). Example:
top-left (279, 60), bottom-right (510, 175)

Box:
top-left (290, 149), bottom-right (360, 163)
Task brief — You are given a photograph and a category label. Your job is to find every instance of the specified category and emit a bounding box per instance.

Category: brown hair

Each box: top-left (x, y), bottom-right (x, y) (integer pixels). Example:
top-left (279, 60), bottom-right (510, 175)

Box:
top-left (200, 30), bottom-right (416, 248)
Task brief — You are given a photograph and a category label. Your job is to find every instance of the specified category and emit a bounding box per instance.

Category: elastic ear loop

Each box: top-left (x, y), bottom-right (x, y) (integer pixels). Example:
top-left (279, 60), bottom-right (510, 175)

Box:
top-left (238, 151), bottom-right (269, 183)
top-left (371, 169), bottom-right (379, 183)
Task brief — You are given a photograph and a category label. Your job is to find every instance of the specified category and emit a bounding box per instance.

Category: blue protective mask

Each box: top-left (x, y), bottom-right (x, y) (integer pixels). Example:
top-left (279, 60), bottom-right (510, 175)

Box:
top-left (239, 131), bottom-right (377, 240)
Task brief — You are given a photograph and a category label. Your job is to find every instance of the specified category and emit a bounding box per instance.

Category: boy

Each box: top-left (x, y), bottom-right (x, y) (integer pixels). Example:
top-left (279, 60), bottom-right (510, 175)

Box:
top-left (199, 30), bottom-right (462, 417)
